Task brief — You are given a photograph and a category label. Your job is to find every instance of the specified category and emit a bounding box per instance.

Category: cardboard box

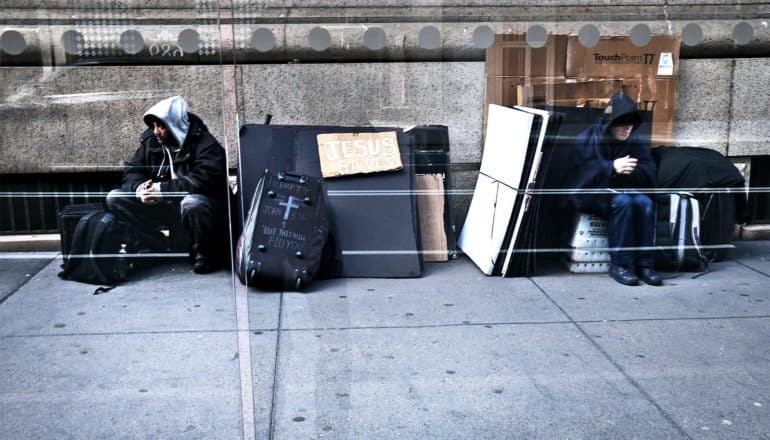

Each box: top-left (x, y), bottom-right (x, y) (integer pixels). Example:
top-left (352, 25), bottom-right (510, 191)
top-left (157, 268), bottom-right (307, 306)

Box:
top-left (515, 79), bottom-right (623, 107)
top-left (566, 35), bottom-right (680, 79)
top-left (486, 34), bottom-right (568, 78)
top-left (484, 34), bottom-right (680, 147)
top-left (485, 77), bottom-right (522, 108)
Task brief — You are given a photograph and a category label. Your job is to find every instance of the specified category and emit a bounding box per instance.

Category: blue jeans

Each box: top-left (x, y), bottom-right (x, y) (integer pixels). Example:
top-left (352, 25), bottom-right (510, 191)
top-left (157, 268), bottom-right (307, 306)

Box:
top-left (608, 192), bottom-right (655, 267)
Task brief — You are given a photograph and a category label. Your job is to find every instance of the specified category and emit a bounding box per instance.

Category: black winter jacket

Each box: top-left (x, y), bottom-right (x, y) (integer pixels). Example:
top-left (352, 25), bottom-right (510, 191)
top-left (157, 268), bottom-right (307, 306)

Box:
top-left (567, 92), bottom-right (657, 217)
top-left (120, 113), bottom-right (228, 199)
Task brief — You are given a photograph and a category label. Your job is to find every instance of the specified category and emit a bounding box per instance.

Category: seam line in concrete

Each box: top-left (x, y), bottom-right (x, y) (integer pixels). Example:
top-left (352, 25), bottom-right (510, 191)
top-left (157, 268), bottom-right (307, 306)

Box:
top-left (734, 259), bottom-right (770, 278)
top-left (0, 329), bottom-right (240, 339)
top-left (579, 315), bottom-right (770, 324)
top-left (267, 291), bottom-right (284, 440)
top-left (268, 314), bottom-right (770, 332)
top-left (0, 258), bottom-right (53, 307)
top-left (235, 289), bottom-right (256, 440)
top-left (5, 314), bottom-right (769, 340)
top-left (528, 278), bottom-right (694, 440)
top-left (279, 321), bottom-right (572, 332)
top-left (726, 58), bottom-right (736, 157)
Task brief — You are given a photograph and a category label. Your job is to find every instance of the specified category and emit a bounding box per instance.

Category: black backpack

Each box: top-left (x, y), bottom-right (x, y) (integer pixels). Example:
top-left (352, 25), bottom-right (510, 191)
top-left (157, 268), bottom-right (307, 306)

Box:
top-left (58, 210), bottom-right (137, 293)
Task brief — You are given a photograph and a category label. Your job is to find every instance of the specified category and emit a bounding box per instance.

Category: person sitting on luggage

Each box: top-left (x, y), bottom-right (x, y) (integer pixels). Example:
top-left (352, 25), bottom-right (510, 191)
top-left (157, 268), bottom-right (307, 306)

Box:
top-left (106, 95), bottom-right (228, 274)
top-left (568, 92), bottom-right (663, 286)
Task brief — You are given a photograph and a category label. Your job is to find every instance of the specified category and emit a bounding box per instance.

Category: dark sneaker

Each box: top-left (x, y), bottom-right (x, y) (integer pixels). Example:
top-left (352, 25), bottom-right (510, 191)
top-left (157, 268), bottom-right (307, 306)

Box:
top-left (609, 264), bottom-right (639, 286)
top-left (193, 253), bottom-right (218, 274)
top-left (637, 267), bottom-right (663, 286)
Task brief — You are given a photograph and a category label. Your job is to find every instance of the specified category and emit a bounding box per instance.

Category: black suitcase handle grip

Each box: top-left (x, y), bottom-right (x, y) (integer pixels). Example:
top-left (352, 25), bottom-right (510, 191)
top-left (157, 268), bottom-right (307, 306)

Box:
top-left (278, 171), bottom-right (308, 185)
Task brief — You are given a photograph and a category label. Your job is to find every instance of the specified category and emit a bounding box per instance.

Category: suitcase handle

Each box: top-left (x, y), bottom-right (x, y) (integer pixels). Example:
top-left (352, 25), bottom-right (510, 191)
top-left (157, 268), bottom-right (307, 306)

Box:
top-left (278, 171), bottom-right (308, 185)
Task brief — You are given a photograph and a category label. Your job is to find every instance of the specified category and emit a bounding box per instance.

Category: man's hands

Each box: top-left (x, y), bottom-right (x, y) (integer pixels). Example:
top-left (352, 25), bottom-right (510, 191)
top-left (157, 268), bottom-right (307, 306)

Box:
top-left (613, 155), bottom-right (638, 175)
top-left (136, 179), bottom-right (161, 205)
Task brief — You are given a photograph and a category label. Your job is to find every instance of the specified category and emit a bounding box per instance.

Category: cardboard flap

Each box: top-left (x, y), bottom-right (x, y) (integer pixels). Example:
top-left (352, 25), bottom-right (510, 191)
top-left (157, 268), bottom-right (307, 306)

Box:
top-left (416, 174), bottom-right (448, 262)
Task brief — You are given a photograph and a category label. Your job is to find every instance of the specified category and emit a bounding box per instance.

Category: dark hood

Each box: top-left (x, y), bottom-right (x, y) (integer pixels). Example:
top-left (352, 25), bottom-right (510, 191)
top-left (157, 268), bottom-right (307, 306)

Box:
top-left (600, 92), bottom-right (642, 134)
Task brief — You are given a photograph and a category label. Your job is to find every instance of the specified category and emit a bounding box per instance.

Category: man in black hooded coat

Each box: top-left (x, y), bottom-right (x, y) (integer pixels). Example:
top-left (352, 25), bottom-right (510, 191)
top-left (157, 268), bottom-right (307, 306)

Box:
top-left (106, 96), bottom-right (228, 274)
top-left (568, 92), bottom-right (663, 286)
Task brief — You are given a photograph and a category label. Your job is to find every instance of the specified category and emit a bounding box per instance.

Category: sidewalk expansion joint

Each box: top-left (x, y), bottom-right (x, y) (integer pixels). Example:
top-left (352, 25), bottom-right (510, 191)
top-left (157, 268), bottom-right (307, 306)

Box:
top-left (0, 257), bottom-right (56, 307)
top-left (278, 321), bottom-right (572, 332)
top-left (0, 329), bottom-right (242, 339)
top-left (267, 292), bottom-right (284, 440)
top-left (264, 314), bottom-right (770, 333)
top-left (735, 259), bottom-right (770, 278)
top-left (528, 277), bottom-right (695, 440)
top-left (578, 315), bottom-right (770, 324)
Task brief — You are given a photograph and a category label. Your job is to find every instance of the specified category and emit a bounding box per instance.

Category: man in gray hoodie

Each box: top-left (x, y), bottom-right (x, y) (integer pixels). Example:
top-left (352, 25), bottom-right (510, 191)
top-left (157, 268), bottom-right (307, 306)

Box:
top-left (106, 96), bottom-right (228, 274)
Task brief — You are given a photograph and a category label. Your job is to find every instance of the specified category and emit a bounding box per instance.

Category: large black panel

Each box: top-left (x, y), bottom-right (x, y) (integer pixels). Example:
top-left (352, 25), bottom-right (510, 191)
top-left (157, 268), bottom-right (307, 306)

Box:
top-left (238, 124), bottom-right (423, 278)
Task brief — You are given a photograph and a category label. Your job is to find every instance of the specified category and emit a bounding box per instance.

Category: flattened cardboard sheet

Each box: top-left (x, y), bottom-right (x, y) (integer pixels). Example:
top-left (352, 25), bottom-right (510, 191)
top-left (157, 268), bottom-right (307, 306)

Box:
top-left (416, 174), bottom-right (449, 262)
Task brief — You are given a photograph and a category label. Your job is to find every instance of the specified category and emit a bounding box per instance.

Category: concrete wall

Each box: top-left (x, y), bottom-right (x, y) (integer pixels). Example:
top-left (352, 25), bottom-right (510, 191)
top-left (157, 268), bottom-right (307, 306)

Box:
top-left (2, 57), bottom-right (767, 173)
top-left (1, 2), bottom-right (769, 227)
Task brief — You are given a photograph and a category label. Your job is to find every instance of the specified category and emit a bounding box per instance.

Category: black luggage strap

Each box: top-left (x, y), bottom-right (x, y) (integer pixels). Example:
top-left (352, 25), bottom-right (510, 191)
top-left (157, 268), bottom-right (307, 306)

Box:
top-left (93, 285), bottom-right (117, 295)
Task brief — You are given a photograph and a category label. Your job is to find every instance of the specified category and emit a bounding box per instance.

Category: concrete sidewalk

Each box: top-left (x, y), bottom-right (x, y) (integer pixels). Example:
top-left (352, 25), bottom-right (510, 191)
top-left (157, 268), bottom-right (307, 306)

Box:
top-left (1, 242), bottom-right (768, 440)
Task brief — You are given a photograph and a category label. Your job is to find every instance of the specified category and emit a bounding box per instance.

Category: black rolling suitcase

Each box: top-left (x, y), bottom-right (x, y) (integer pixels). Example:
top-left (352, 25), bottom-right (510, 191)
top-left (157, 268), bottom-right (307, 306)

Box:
top-left (235, 170), bottom-right (330, 290)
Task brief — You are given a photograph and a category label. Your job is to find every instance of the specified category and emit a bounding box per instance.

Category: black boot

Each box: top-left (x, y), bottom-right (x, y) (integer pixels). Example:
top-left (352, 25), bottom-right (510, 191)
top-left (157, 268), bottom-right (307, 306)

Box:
top-left (193, 252), bottom-right (218, 274)
top-left (609, 264), bottom-right (639, 286)
top-left (636, 266), bottom-right (663, 286)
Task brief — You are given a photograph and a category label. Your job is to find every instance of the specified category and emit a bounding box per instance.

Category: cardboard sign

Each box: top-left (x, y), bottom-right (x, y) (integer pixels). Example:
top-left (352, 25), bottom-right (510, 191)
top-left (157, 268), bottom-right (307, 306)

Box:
top-left (317, 131), bottom-right (403, 178)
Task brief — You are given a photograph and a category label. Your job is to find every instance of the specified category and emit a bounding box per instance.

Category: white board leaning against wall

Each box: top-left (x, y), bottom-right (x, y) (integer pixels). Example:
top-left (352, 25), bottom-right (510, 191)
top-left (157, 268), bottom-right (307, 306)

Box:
top-left (458, 104), bottom-right (537, 275)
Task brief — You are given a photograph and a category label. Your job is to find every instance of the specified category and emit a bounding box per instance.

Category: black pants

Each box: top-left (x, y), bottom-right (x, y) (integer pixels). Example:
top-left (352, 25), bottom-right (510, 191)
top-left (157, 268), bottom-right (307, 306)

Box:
top-left (607, 192), bottom-right (655, 267)
top-left (106, 189), bottom-right (226, 257)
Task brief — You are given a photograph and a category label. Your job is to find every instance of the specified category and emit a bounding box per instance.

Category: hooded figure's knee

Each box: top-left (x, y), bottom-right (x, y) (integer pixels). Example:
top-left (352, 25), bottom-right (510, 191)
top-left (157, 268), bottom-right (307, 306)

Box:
top-left (106, 188), bottom-right (133, 211)
top-left (180, 194), bottom-right (212, 216)
top-left (632, 194), bottom-right (654, 215)
top-left (611, 194), bottom-right (633, 212)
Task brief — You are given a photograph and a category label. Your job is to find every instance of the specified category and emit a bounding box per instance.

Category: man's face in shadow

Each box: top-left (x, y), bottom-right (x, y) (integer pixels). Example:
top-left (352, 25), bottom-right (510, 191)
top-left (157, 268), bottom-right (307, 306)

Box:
top-left (610, 123), bottom-right (634, 142)
top-left (152, 120), bottom-right (174, 145)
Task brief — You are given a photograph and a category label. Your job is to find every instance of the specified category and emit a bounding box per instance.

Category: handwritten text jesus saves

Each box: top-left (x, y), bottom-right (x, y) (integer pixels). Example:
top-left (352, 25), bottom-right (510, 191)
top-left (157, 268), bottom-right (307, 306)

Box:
top-left (316, 131), bottom-right (403, 178)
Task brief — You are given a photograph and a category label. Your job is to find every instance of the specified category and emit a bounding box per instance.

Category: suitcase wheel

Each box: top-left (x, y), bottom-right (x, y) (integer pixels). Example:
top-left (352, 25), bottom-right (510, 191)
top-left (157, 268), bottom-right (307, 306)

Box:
top-left (247, 261), bottom-right (262, 282)
top-left (294, 269), bottom-right (309, 289)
